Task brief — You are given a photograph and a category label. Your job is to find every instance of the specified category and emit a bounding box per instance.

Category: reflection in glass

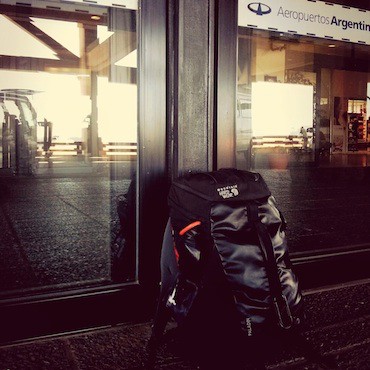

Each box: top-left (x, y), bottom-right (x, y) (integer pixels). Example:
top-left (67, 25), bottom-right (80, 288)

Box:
top-left (250, 81), bottom-right (314, 169)
top-left (236, 25), bottom-right (370, 255)
top-left (0, 2), bottom-right (138, 297)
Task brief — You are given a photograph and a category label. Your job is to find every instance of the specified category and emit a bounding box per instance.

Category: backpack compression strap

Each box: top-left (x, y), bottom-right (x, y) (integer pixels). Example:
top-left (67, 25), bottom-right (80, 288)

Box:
top-left (248, 203), bottom-right (294, 330)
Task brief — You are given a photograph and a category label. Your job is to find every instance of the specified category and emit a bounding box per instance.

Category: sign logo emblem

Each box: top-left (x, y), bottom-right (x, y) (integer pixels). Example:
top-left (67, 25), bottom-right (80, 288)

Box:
top-left (247, 2), bottom-right (271, 16)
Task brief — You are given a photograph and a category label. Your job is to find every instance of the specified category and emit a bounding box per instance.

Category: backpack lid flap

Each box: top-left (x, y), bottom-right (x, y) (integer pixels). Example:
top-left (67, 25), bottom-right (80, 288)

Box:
top-left (170, 169), bottom-right (271, 203)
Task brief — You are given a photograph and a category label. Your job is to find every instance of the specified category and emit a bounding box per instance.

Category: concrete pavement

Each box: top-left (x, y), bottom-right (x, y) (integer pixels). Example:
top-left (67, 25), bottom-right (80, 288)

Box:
top-left (0, 279), bottom-right (369, 369)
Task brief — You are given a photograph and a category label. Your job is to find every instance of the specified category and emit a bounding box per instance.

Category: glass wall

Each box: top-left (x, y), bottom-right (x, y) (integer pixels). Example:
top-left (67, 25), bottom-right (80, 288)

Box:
top-left (237, 2), bottom-right (370, 255)
top-left (0, 0), bottom-right (138, 299)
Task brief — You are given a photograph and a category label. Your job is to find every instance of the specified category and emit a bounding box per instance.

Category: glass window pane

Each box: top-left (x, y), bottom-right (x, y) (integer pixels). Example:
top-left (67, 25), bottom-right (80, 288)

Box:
top-left (236, 6), bottom-right (370, 255)
top-left (0, 1), bottom-right (138, 297)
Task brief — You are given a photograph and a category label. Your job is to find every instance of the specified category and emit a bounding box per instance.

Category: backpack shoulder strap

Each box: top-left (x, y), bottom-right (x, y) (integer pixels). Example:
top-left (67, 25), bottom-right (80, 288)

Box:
top-left (248, 203), bottom-right (294, 330)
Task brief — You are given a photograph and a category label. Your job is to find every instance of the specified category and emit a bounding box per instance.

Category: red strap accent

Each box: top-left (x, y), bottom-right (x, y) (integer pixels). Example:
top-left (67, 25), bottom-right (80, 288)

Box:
top-left (173, 245), bottom-right (180, 263)
top-left (179, 221), bottom-right (201, 236)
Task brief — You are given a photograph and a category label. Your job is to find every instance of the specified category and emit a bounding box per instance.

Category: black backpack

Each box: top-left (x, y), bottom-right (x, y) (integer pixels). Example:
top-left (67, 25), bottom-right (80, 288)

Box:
top-left (149, 169), bottom-right (305, 368)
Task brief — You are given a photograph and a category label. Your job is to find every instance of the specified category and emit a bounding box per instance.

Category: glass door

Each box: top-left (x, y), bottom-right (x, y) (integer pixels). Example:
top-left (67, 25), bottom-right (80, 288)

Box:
top-left (236, 1), bottom-right (370, 258)
top-left (0, 0), bottom-right (138, 299)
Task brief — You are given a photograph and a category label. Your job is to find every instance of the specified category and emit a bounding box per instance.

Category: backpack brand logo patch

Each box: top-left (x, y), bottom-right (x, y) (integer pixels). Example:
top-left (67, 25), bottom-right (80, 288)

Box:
top-left (217, 184), bottom-right (239, 199)
top-left (242, 317), bottom-right (253, 336)
top-left (246, 317), bottom-right (253, 336)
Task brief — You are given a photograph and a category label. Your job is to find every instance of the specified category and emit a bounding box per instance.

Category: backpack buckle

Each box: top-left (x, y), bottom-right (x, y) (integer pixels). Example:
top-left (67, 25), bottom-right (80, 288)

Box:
top-left (166, 278), bottom-right (198, 324)
top-left (273, 295), bottom-right (294, 330)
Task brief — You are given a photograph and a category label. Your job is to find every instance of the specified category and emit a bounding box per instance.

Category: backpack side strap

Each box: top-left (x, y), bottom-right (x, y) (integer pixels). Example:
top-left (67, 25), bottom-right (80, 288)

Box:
top-left (248, 203), bottom-right (294, 330)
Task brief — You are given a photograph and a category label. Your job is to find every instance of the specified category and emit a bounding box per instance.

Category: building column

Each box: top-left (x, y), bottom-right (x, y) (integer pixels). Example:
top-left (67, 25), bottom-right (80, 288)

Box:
top-left (172, 0), bottom-right (215, 176)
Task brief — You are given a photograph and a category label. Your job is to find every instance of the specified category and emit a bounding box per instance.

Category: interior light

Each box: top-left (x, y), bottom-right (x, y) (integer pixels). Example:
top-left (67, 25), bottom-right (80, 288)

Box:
top-left (91, 15), bottom-right (101, 21)
top-left (328, 44), bottom-right (336, 48)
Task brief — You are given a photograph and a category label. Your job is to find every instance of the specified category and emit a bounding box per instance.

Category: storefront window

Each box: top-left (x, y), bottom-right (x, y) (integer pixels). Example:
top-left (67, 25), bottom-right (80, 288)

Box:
top-left (0, 0), bottom-right (138, 298)
top-left (237, 0), bottom-right (370, 254)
